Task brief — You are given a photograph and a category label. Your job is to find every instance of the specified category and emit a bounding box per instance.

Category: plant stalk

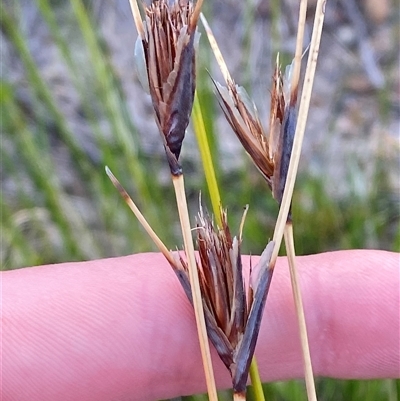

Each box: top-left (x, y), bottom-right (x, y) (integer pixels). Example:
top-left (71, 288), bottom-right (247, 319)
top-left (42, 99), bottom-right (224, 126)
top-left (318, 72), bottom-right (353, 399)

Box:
top-left (172, 174), bottom-right (218, 401)
top-left (281, 1), bottom-right (317, 398)
top-left (192, 91), bottom-right (222, 225)
top-left (105, 169), bottom-right (218, 399)
top-left (105, 167), bottom-right (176, 266)
top-left (290, 0), bottom-right (308, 105)
top-left (269, 3), bottom-right (325, 396)
top-left (284, 221), bottom-right (317, 401)
top-left (249, 358), bottom-right (266, 401)
top-left (270, 0), bottom-right (327, 265)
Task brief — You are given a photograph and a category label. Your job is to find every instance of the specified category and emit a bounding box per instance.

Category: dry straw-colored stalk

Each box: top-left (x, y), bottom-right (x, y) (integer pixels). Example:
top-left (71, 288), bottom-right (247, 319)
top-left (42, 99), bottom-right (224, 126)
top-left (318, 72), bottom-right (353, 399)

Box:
top-left (278, 1), bottom-right (317, 400)
top-left (270, 0), bottom-right (327, 391)
top-left (105, 166), bottom-right (176, 266)
top-left (270, 0), bottom-right (326, 263)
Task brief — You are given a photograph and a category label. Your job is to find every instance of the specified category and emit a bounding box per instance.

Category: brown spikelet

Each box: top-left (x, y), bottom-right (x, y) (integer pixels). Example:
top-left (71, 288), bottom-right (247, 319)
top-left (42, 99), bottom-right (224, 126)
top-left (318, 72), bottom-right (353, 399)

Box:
top-left (177, 204), bottom-right (274, 395)
top-left (213, 56), bottom-right (297, 206)
top-left (213, 79), bottom-right (274, 185)
top-left (133, 0), bottom-right (203, 175)
top-left (269, 56), bottom-right (297, 205)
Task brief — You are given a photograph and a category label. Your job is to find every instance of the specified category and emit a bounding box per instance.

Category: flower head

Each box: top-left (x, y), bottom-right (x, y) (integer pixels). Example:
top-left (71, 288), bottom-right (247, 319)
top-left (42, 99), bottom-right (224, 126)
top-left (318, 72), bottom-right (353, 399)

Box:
top-left (133, 0), bottom-right (203, 175)
top-left (213, 79), bottom-right (274, 186)
top-left (175, 204), bottom-right (274, 395)
top-left (210, 42), bottom-right (295, 204)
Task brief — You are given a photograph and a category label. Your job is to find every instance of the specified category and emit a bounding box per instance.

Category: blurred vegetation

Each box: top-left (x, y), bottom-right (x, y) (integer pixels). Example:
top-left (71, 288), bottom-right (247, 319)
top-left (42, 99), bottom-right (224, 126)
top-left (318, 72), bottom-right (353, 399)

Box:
top-left (1, 0), bottom-right (399, 400)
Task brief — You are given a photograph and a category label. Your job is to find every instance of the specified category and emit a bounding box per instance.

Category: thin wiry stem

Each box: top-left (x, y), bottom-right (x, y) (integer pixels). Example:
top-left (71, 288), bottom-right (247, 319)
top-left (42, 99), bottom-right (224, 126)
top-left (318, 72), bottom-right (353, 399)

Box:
top-left (282, 1), bottom-right (317, 400)
top-left (192, 91), bottom-right (222, 226)
top-left (128, 0), bottom-right (145, 40)
top-left (106, 166), bottom-right (219, 400)
top-left (105, 166), bottom-right (174, 266)
top-left (284, 222), bottom-right (317, 401)
top-left (271, 0), bottom-right (326, 266)
top-left (172, 174), bottom-right (218, 401)
top-left (249, 359), bottom-right (266, 401)
top-left (190, 0), bottom-right (204, 32)
top-left (200, 13), bottom-right (232, 84)
top-left (290, 0), bottom-right (308, 105)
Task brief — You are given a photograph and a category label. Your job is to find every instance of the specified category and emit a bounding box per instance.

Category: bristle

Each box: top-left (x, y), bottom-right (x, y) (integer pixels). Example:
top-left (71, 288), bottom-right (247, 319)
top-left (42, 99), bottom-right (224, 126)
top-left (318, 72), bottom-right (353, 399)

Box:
top-left (128, 0), bottom-right (145, 39)
top-left (238, 205), bottom-right (249, 242)
top-left (190, 0), bottom-right (204, 31)
top-left (200, 13), bottom-right (232, 84)
top-left (105, 166), bottom-right (177, 267)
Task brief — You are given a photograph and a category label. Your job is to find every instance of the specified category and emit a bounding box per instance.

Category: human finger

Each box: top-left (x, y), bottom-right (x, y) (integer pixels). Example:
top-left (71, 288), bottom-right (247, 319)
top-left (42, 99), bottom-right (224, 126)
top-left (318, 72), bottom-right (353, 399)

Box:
top-left (2, 250), bottom-right (399, 400)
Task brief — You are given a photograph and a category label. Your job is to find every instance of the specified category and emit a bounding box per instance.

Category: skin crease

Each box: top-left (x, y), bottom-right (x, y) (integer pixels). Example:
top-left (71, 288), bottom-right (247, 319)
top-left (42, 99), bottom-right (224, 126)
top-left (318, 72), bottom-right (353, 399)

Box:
top-left (2, 250), bottom-right (399, 401)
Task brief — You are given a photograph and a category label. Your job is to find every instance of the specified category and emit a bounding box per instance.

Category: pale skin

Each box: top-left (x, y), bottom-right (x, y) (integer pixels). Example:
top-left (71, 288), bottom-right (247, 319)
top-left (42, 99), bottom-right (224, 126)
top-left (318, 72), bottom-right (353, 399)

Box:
top-left (2, 250), bottom-right (399, 401)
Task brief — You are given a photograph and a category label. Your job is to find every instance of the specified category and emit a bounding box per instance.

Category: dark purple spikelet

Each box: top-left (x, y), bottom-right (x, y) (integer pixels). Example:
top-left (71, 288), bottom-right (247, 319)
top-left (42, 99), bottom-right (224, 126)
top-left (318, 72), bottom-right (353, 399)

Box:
top-left (269, 62), bottom-right (297, 206)
top-left (137, 0), bottom-right (203, 175)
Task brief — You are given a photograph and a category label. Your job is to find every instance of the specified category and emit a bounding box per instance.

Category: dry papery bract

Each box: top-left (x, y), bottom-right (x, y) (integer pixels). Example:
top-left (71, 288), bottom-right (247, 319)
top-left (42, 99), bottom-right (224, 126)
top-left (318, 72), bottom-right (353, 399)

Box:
top-left (134, 0), bottom-right (203, 175)
top-left (213, 57), bottom-right (297, 206)
top-left (171, 205), bottom-right (274, 395)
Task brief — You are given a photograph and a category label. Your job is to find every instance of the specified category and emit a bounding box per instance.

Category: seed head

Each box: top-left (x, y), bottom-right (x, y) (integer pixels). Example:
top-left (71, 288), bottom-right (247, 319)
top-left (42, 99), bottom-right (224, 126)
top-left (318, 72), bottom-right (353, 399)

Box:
top-left (133, 0), bottom-right (203, 175)
top-left (176, 204), bottom-right (274, 394)
top-left (213, 55), bottom-right (296, 204)
top-left (214, 79), bottom-right (274, 184)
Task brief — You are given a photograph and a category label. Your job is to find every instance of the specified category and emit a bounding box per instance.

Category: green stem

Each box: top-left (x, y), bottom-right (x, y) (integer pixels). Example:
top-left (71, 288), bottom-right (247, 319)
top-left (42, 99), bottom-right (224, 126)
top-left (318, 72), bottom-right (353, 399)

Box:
top-left (249, 358), bottom-right (266, 401)
top-left (192, 91), bottom-right (222, 226)
top-left (192, 90), bottom-right (265, 401)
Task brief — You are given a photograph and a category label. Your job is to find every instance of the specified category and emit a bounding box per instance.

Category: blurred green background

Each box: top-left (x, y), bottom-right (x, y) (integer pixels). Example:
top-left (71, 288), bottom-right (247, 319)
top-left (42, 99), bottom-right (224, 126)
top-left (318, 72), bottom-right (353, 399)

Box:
top-left (1, 0), bottom-right (399, 400)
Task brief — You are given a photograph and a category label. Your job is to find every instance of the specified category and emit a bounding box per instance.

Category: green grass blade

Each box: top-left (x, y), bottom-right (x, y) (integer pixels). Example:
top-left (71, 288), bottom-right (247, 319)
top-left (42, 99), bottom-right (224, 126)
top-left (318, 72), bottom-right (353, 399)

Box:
top-left (192, 91), bottom-right (221, 224)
